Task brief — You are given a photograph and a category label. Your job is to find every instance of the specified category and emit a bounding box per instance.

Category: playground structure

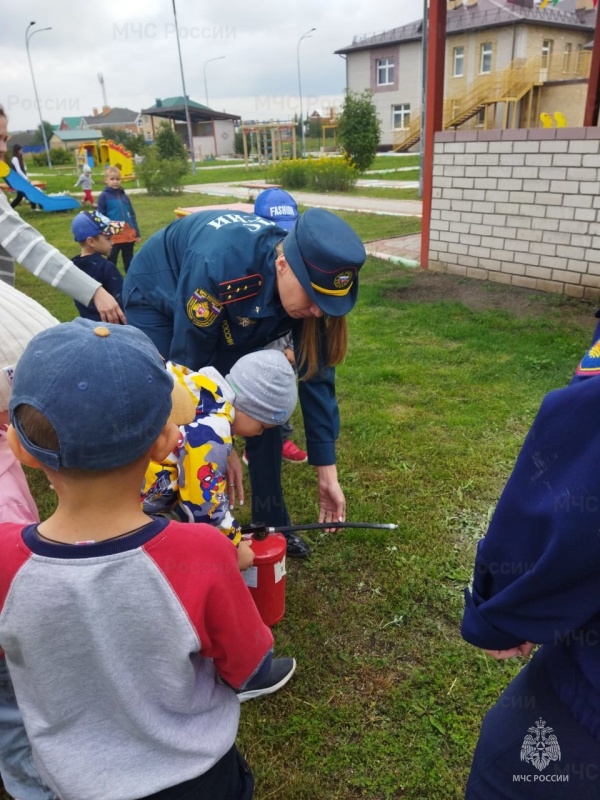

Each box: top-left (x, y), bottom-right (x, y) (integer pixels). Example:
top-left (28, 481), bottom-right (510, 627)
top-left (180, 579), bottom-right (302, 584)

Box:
top-left (321, 110), bottom-right (339, 152)
top-left (241, 123), bottom-right (297, 167)
top-left (77, 139), bottom-right (136, 179)
top-left (0, 160), bottom-right (80, 212)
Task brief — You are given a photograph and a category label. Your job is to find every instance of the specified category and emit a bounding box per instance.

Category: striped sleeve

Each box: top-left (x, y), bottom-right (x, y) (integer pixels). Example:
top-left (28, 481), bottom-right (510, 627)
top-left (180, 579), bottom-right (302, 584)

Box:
top-left (0, 192), bottom-right (100, 304)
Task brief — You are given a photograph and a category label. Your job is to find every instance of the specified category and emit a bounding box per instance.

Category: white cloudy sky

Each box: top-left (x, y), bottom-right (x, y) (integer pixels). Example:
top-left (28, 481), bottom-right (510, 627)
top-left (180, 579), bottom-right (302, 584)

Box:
top-left (2, 0), bottom-right (424, 131)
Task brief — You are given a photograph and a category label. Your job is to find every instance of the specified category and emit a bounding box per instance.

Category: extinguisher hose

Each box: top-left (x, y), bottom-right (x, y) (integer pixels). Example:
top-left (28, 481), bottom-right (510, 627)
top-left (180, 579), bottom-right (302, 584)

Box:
top-left (241, 522), bottom-right (398, 540)
top-left (268, 522), bottom-right (398, 534)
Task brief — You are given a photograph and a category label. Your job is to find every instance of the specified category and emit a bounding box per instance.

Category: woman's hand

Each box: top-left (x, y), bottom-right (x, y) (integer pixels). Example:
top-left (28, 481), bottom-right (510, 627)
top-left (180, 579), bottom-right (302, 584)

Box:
top-left (485, 642), bottom-right (536, 660)
top-left (92, 287), bottom-right (126, 324)
top-left (226, 448), bottom-right (244, 509)
top-left (316, 464), bottom-right (346, 532)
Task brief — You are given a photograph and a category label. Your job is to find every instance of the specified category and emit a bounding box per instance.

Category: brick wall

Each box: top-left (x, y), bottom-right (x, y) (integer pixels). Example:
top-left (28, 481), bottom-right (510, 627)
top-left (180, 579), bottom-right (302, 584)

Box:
top-left (428, 128), bottom-right (600, 299)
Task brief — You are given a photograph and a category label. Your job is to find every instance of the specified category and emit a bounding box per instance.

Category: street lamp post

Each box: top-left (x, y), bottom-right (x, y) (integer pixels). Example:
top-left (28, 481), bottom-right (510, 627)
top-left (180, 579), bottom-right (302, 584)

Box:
top-left (297, 27), bottom-right (316, 158)
top-left (171, 0), bottom-right (196, 174)
top-left (203, 56), bottom-right (226, 109)
top-left (25, 21), bottom-right (52, 168)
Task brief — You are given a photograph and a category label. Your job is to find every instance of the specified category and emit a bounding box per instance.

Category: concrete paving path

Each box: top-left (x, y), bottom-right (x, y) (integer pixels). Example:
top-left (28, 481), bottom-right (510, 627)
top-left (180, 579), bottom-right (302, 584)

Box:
top-left (182, 180), bottom-right (423, 219)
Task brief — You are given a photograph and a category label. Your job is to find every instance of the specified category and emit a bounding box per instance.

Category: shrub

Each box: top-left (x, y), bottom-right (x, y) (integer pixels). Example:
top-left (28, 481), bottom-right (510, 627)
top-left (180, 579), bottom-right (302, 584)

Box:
top-left (337, 90), bottom-right (381, 173)
top-left (154, 122), bottom-right (188, 163)
top-left (31, 148), bottom-right (74, 167)
top-left (137, 146), bottom-right (187, 195)
top-left (270, 157), bottom-right (357, 192)
top-left (270, 159), bottom-right (308, 189)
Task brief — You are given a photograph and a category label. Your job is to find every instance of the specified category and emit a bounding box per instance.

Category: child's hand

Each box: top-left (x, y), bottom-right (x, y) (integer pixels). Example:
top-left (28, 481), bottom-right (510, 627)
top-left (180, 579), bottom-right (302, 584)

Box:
top-left (283, 347), bottom-right (295, 366)
top-left (237, 540), bottom-right (255, 571)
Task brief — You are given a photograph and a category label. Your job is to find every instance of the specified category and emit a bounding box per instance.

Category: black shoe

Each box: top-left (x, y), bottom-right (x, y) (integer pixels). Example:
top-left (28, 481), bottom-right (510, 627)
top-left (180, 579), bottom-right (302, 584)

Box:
top-left (285, 533), bottom-right (310, 558)
top-left (236, 657), bottom-right (296, 702)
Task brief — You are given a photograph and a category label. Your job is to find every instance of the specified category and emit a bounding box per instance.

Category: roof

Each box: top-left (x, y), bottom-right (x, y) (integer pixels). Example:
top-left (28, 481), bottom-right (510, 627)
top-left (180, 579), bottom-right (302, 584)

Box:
top-left (336, 0), bottom-right (596, 54)
top-left (51, 129), bottom-right (103, 141)
top-left (60, 116), bottom-right (86, 130)
top-left (84, 107), bottom-right (139, 126)
top-left (142, 96), bottom-right (240, 123)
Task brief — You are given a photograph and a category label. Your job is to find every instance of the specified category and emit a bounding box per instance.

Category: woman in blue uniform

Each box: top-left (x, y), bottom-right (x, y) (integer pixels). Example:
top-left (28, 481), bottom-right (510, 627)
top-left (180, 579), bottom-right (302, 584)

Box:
top-left (123, 207), bottom-right (366, 558)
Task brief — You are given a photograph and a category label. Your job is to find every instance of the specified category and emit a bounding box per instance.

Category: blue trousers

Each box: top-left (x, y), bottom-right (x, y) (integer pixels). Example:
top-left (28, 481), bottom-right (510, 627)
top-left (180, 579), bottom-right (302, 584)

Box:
top-left (466, 648), bottom-right (600, 799)
top-left (125, 297), bottom-right (291, 528)
top-left (0, 659), bottom-right (55, 800)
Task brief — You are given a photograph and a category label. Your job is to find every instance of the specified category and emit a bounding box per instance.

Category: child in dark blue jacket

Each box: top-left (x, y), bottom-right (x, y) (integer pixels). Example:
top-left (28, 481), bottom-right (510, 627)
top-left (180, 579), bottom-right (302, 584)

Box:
top-left (97, 166), bottom-right (140, 272)
top-left (462, 342), bottom-right (600, 798)
top-left (71, 211), bottom-right (124, 322)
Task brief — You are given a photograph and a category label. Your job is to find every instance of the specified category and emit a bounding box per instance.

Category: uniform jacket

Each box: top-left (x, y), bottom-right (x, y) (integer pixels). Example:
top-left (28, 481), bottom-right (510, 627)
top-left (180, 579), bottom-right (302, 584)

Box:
top-left (0, 190), bottom-right (99, 300)
top-left (123, 210), bottom-right (339, 465)
top-left (0, 517), bottom-right (273, 800)
top-left (141, 363), bottom-right (241, 544)
top-left (462, 347), bottom-right (600, 739)
top-left (71, 252), bottom-right (124, 322)
top-left (97, 186), bottom-right (140, 243)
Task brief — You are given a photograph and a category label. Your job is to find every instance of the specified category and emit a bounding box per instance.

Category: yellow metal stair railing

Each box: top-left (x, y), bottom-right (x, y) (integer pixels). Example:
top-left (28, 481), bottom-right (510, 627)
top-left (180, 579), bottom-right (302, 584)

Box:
top-left (392, 50), bottom-right (592, 152)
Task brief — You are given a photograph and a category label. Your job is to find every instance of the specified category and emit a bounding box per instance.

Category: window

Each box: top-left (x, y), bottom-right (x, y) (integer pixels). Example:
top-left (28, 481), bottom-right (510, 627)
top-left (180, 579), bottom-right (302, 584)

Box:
top-left (453, 47), bottom-right (465, 77)
top-left (576, 43), bottom-right (584, 73)
top-left (475, 107), bottom-right (486, 127)
top-left (480, 42), bottom-right (492, 74)
top-left (563, 43), bottom-right (572, 72)
top-left (541, 39), bottom-right (553, 69)
top-left (392, 104), bottom-right (411, 130)
top-left (377, 57), bottom-right (394, 86)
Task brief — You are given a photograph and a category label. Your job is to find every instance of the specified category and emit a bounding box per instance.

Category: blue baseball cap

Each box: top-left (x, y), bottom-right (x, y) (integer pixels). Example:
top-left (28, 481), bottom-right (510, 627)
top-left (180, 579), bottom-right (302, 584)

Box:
top-left (282, 208), bottom-right (366, 317)
top-left (254, 188), bottom-right (299, 231)
top-left (9, 319), bottom-right (195, 471)
top-left (71, 211), bottom-right (124, 242)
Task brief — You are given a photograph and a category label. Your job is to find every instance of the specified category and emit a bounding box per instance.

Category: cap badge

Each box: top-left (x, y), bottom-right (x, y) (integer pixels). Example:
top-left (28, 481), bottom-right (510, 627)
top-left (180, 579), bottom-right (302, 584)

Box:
top-left (334, 270), bottom-right (354, 289)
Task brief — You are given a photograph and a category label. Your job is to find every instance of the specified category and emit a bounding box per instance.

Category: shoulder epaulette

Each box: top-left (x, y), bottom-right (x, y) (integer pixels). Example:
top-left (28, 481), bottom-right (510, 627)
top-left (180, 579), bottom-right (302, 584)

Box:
top-left (218, 273), bottom-right (264, 305)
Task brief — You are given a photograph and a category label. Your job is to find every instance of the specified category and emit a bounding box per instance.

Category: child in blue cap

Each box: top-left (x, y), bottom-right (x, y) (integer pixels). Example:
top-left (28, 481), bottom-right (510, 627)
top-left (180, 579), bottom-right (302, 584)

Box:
top-left (71, 210), bottom-right (125, 322)
top-left (0, 319), bottom-right (294, 800)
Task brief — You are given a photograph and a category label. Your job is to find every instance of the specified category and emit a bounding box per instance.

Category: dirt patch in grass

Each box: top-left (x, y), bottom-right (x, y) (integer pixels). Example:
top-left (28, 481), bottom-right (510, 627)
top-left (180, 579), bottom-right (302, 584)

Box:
top-left (387, 269), bottom-right (597, 331)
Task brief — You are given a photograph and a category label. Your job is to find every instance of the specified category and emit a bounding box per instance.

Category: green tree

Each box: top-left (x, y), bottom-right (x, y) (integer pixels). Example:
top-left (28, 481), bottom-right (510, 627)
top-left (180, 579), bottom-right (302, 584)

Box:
top-left (101, 126), bottom-right (128, 145)
top-left (121, 133), bottom-right (148, 155)
top-left (137, 145), bottom-right (187, 195)
top-left (337, 90), bottom-right (381, 173)
top-left (32, 120), bottom-right (54, 146)
top-left (154, 122), bottom-right (188, 163)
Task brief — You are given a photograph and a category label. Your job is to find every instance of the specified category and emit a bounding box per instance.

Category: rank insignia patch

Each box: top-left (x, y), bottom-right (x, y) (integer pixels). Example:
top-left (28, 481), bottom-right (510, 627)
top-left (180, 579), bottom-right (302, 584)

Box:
top-left (187, 289), bottom-right (222, 328)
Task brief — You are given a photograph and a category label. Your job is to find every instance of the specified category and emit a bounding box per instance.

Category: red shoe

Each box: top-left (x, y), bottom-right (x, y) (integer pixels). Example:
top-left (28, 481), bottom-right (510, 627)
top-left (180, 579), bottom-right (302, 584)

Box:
top-left (282, 440), bottom-right (308, 463)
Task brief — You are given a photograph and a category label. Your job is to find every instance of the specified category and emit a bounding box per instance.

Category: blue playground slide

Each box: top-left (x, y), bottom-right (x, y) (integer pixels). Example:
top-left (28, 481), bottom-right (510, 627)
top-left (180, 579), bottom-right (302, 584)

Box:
top-left (4, 169), bottom-right (80, 212)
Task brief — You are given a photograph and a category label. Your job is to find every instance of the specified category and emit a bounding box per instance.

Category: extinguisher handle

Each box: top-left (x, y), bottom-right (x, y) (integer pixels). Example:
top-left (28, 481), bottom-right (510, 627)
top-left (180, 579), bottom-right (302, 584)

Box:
top-left (240, 522), bottom-right (269, 541)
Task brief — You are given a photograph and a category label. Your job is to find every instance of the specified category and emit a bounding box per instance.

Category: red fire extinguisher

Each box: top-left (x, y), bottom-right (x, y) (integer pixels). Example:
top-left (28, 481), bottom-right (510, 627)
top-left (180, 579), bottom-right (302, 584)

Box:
top-left (241, 529), bottom-right (287, 627)
top-left (240, 521), bottom-right (398, 626)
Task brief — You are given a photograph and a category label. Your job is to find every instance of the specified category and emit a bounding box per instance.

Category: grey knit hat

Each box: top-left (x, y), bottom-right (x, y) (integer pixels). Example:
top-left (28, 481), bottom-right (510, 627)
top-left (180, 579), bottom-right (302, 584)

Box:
top-left (226, 350), bottom-right (297, 425)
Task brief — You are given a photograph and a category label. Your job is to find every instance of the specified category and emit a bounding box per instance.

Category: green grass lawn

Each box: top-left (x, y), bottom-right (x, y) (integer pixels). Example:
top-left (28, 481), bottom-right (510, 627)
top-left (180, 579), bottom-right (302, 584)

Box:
top-left (4, 195), bottom-right (595, 799)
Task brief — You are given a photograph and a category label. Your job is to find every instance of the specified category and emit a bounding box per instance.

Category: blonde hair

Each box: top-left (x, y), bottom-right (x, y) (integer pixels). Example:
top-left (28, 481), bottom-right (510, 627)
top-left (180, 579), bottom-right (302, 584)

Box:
top-left (105, 166), bottom-right (122, 177)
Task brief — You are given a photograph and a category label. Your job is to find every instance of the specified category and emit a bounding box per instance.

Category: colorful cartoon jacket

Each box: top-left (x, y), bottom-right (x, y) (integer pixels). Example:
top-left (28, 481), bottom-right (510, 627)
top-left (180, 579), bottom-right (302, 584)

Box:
top-left (97, 186), bottom-right (140, 243)
top-left (141, 363), bottom-right (241, 545)
top-left (123, 210), bottom-right (339, 465)
top-left (462, 340), bottom-right (600, 738)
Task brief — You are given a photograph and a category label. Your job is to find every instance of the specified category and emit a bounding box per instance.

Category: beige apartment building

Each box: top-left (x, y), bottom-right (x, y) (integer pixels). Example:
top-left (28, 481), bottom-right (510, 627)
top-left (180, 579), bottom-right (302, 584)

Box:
top-left (336, 0), bottom-right (597, 150)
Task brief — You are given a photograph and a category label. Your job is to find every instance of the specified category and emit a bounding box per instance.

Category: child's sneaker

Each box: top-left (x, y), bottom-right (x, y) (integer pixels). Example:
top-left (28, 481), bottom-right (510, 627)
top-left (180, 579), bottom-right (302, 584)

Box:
top-left (242, 450), bottom-right (249, 466)
top-left (237, 657), bottom-right (296, 702)
top-left (282, 440), bottom-right (307, 463)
